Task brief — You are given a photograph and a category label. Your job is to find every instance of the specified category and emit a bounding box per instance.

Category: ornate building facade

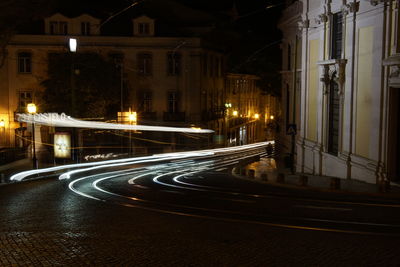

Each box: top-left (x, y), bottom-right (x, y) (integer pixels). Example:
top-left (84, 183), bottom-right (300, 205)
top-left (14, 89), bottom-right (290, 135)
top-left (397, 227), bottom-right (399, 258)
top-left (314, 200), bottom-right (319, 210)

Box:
top-left (281, 0), bottom-right (400, 184)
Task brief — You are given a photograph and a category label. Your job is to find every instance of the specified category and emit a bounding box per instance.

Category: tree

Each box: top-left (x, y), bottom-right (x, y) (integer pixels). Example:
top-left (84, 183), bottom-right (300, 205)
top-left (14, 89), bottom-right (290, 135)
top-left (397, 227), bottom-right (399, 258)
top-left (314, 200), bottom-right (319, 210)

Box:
top-left (41, 52), bottom-right (122, 118)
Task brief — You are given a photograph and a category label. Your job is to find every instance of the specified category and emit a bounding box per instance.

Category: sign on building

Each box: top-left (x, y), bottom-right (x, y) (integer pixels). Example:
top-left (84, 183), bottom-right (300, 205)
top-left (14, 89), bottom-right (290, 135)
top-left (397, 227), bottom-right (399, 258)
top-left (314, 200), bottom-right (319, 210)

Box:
top-left (286, 124), bottom-right (297, 135)
top-left (54, 132), bottom-right (71, 158)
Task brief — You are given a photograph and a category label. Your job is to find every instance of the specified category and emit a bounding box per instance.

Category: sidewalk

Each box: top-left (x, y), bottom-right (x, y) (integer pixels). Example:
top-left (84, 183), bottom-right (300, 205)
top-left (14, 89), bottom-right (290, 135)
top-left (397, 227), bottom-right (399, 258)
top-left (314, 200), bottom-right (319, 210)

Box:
top-left (0, 158), bottom-right (54, 183)
top-left (236, 156), bottom-right (400, 199)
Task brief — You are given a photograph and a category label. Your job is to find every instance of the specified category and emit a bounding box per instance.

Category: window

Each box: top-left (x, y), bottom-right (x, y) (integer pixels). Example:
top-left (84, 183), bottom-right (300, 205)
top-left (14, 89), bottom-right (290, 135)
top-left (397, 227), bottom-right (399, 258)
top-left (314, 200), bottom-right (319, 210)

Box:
top-left (287, 44), bottom-right (292, 70)
top-left (137, 53), bottom-right (152, 76)
top-left (109, 53), bottom-right (124, 65)
top-left (18, 52), bottom-right (32, 73)
top-left (142, 92), bottom-right (152, 112)
top-left (81, 22), bottom-right (91, 35)
top-left (138, 23), bottom-right (150, 35)
top-left (167, 52), bottom-right (181, 76)
top-left (18, 91), bottom-right (33, 112)
top-left (167, 92), bottom-right (178, 113)
top-left (331, 12), bottom-right (343, 59)
top-left (49, 21), bottom-right (68, 35)
top-left (328, 80), bottom-right (340, 154)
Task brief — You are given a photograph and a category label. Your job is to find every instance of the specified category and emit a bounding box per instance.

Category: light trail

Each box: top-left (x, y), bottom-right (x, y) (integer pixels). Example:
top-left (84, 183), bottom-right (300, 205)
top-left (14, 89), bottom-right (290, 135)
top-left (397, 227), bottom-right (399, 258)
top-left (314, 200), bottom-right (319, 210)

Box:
top-left (10, 141), bottom-right (271, 182)
top-left (17, 113), bottom-right (214, 133)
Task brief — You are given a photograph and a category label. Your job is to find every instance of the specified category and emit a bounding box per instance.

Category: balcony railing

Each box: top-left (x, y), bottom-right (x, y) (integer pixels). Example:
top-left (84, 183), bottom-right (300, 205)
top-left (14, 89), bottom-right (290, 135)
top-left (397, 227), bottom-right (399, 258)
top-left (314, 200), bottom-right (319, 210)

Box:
top-left (163, 111), bottom-right (185, 122)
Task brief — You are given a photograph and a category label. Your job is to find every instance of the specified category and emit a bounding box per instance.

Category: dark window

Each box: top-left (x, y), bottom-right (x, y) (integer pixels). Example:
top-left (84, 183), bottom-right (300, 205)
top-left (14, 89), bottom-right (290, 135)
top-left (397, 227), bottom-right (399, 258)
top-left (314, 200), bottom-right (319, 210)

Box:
top-left (138, 23), bottom-right (150, 35)
top-left (331, 12), bottom-right (343, 59)
top-left (49, 21), bottom-right (68, 35)
top-left (109, 52), bottom-right (124, 65)
top-left (167, 92), bottom-right (178, 113)
top-left (18, 91), bottom-right (33, 112)
top-left (137, 53), bottom-right (152, 76)
top-left (167, 52), bottom-right (181, 76)
top-left (81, 22), bottom-right (90, 35)
top-left (287, 44), bottom-right (292, 70)
top-left (141, 92), bottom-right (152, 112)
top-left (328, 80), bottom-right (340, 154)
top-left (18, 52), bottom-right (32, 73)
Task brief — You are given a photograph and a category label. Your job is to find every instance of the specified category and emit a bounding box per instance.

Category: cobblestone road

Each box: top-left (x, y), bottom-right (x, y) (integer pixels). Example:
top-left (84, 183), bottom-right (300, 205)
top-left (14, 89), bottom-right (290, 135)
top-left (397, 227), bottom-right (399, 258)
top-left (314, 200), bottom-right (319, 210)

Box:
top-left (1, 178), bottom-right (400, 266)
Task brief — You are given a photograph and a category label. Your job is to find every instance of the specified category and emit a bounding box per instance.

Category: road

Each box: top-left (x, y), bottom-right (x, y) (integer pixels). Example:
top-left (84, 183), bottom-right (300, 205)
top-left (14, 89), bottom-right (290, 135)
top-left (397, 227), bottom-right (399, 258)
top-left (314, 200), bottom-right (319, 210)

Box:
top-left (1, 144), bottom-right (400, 266)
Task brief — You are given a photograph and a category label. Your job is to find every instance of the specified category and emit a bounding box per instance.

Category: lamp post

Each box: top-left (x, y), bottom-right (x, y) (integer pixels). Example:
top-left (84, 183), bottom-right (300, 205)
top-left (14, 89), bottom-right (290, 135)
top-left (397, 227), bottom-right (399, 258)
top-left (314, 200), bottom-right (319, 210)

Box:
top-left (69, 38), bottom-right (78, 162)
top-left (128, 110), bottom-right (137, 156)
top-left (27, 103), bottom-right (37, 169)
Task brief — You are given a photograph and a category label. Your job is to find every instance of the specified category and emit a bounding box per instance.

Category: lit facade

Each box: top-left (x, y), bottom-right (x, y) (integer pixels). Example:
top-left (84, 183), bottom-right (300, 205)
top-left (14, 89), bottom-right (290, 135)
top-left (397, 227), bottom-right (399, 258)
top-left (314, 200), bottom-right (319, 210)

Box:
top-left (0, 13), bottom-right (269, 151)
top-left (281, 0), bottom-right (400, 184)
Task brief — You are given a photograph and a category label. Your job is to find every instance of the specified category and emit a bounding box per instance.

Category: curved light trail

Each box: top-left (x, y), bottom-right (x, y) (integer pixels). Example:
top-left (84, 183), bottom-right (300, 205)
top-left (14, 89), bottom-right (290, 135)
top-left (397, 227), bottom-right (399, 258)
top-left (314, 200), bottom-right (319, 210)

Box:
top-left (10, 141), bottom-right (272, 182)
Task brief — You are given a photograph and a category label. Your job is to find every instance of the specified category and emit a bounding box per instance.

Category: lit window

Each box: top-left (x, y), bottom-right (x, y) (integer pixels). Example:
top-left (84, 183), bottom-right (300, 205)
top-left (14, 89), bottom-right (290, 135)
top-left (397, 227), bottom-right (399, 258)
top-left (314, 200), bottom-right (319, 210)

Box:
top-left (18, 52), bottom-right (32, 73)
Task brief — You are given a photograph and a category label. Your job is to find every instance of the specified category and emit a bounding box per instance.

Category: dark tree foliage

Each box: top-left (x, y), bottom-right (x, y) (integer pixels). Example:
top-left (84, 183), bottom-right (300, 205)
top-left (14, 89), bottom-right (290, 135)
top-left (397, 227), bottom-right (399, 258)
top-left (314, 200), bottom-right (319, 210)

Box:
top-left (41, 53), bottom-right (121, 118)
top-left (0, 0), bottom-right (54, 67)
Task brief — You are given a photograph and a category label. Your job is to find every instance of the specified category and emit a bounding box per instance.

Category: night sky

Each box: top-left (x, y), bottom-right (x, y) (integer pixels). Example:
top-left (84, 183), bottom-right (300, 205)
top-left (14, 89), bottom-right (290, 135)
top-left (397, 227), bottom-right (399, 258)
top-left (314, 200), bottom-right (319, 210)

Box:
top-left (3, 0), bottom-right (283, 93)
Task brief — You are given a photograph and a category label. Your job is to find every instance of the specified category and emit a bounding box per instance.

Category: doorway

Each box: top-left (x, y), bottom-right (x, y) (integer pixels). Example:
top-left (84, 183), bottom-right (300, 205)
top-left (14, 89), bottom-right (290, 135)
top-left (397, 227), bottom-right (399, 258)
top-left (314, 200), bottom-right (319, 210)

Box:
top-left (387, 88), bottom-right (400, 181)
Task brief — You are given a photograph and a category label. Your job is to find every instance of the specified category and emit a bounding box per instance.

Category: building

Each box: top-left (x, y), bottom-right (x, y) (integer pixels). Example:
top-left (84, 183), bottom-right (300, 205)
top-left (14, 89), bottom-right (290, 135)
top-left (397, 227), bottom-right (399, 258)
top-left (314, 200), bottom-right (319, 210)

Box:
top-left (280, 0), bottom-right (400, 184)
top-left (0, 8), bottom-right (270, 157)
top-left (278, 0), bottom-right (303, 162)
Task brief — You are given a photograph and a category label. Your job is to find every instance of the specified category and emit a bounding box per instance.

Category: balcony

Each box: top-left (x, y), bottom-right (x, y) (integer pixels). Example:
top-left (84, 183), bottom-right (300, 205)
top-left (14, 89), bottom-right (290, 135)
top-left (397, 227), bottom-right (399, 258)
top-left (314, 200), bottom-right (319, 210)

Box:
top-left (163, 112), bottom-right (185, 122)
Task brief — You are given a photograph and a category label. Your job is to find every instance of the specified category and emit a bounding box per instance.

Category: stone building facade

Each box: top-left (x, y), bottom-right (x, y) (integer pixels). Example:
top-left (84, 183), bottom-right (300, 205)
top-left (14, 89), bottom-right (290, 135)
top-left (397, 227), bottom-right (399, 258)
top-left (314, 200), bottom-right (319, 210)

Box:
top-left (281, 0), bottom-right (400, 184)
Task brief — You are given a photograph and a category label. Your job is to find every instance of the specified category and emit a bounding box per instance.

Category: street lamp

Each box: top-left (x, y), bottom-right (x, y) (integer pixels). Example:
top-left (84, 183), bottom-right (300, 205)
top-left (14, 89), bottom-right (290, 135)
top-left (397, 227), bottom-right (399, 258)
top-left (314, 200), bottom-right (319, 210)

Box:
top-left (254, 113), bottom-right (260, 119)
top-left (128, 111), bottom-right (137, 156)
top-left (69, 38), bottom-right (77, 53)
top-left (232, 110), bottom-right (238, 117)
top-left (27, 103), bottom-right (37, 169)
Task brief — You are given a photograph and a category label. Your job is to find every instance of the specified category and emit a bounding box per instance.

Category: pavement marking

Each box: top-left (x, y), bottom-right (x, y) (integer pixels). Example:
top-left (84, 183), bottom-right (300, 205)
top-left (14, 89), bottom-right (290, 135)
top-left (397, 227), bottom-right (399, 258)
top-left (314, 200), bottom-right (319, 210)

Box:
top-left (293, 204), bottom-right (353, 211)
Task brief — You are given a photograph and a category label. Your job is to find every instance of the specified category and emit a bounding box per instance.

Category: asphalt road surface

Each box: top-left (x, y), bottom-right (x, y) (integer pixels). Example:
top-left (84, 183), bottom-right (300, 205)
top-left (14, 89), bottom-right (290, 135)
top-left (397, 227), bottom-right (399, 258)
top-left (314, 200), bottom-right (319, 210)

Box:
top-left (1, 147), bottom-right (400, 266)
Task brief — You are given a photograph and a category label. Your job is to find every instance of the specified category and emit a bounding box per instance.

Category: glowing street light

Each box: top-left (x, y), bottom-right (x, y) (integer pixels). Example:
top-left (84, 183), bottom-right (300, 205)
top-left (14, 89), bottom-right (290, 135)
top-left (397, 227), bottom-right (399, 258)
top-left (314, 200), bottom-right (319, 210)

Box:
top-left (129, 112), bottom-right (137, 124)
top-left (69, 38), bottom-right (77, 53)
top-left (27, 103), bottom-right (38, 169)
top-left (232, 110), bottom-right (238, 117)
top-left (270, 115), bottom-right (274, 120)
top-left (254, 113), bottom-right (260, 119)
